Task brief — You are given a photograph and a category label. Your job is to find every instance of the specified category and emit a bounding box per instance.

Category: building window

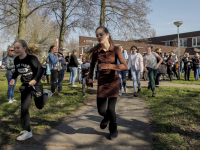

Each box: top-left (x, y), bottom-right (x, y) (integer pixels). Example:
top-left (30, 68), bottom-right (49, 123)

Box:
top-left (82, 46), bottom-right (90, 54)
top-left (165, 41), bottom-right (170, 46)
top-left (192, 37), bottom-right (200, 47)
top-left (180, 38), bottom-right (187, 47)
top-left (197, 37), bottom-right (200, 46)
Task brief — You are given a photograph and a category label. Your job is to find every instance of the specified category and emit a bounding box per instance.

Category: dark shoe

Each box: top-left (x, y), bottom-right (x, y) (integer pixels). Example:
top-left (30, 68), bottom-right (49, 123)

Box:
top-left (58, 89), bottom-right (62, 92)
top-left (137, 88), bottom-right (141, 93)
top-left (155, 86), bottom-right (160, 88)
top-left (134, 92), bottom-right (138, 97)
top-left (100, 117), bottom-right (109, 129)
top-left (152, 92), bottom-right (156, 97)
top-left (109, 123), bottom-right (118, 140)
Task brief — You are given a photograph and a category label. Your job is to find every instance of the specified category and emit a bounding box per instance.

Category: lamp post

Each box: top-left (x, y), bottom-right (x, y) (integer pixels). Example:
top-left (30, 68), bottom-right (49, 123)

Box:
top-left (174, 21), bottom-right (183, 79)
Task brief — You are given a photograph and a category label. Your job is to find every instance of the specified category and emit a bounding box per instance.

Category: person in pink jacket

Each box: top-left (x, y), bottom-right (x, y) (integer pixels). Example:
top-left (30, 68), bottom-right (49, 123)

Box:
top-left (127, 45), bottom-right (143, 97)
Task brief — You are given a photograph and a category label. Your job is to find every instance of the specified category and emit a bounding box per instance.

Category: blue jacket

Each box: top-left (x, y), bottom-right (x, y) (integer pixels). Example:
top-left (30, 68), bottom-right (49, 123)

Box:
top-left (48, 52), bottom-right (59, 67)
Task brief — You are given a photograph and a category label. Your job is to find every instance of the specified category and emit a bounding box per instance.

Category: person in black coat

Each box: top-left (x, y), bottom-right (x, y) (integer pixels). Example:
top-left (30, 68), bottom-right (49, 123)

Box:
top-left (65, 52), bottom-right (71, 72)
top-left (192, 53), bottom-right (200, 80)
top-left (182, 53), bottom-right (192, 81)
top-left (155, 48), bottom-right (165, 87)
top-left (167, 55), bottom-right (174, 81)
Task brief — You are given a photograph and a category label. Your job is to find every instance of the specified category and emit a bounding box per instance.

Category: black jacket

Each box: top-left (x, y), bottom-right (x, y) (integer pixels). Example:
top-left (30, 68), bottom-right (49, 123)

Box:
top-left (192, 57), bottom-right (200, 69)
top-left (182, 57), bottom-right (192, 70)
top-left (167, 59), bottom-right (173, 74)
top-left (69, 54), bottom-right (78, 67)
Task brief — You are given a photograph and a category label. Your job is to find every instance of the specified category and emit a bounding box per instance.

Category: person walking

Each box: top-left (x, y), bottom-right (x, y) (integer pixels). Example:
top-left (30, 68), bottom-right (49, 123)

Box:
top-left (167, 55), bottom-right (174, 81)
top-left (69, 50), bottom-right (79, 87)
top-left (5, 46), bottom-right (18, 103)
top-left (57, 48), bottom-right (67, 91)
top-left (143, 46), bottom-right (163, 97)
top-left (81, 56), bottom-right (90, 97)
top-left (192, 53), bottom-right (200, 80)
top-left (48, 45), bottom-right (62, 93)
top-left (182, 53), bottom-right (192, 81)
top-left (10, 40), bottom-right (52, 141)
top-left (87, 26), bottom-right (128, 140)
top-left (155, 48), bottom-right (165, 88)
top-left (127, 45), bottom-right (143, 97)
top-left (77, 54), bottom-right (83, 84)
top-left (117, 45), bottom-right (128, 95)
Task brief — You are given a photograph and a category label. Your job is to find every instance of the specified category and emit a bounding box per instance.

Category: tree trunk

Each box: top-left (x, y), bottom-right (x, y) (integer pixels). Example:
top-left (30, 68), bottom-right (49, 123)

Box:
top-left (59, 0), bottom-right (67, 48)
top-left (17, 0), bottom-right (27, 40)
top-left (100, 0), bottom-right (106, 26)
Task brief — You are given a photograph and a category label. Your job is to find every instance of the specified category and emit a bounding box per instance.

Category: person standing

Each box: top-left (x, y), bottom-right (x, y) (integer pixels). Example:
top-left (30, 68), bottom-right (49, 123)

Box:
top-left (69, 50), bottom-right (79, 87)
top-left (192, 53), bottom-right (200, 80)
top-left (117, 45), bottom-right (128, 95)
top-left (87, 26), bottom-right (128, 140)
top-left (77, 54), bottom-right (83, 84)
top-left (5, 46), bottom-right (18, 103)
top-left (155, 48), bottom-right (165, 88)
top-left (167, 55), bottom-right (174, 81)
top-left (81, 56), bottom-right (90, 97)
top-left (170, 51), bottom-right (180, 80)
top-left (57, 48), bottom-right (67, 91)
top-left (182, 53), bottom-right (192, 81)
top-left (48, 45), bottom-right (62, 93)
top-left (10, 40), bottom-right (52, 141)
top-left (127, 45), bottom-right (143, 97)
top-left (143, 46), bottom-right (163, 97)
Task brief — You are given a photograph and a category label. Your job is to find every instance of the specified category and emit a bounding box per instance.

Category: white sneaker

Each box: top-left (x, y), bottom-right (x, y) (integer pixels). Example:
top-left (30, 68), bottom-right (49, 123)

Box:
top-left (43, 89), bottom-right (52, 98)
top-left (8, 100), bottom-right (13, 103)
top-left (124, 87), bottom-right (127, 93)
top-left (12, 99), bottom-right (17, 102)
top-left (119, 91), bottom-right (122, 96)
top-left (16, 130), bottom-right (33, 141)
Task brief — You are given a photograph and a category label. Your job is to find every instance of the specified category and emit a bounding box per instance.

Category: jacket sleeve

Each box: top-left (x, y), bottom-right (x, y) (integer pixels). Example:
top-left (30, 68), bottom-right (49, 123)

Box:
top-left (74, 56), bottom-right (79, 67)
top-left (139, 54), bottom-right (144, 72)
top-left (49, 53), bottom-right (59, 65)
top-left (88, 49), bottom-right (97, 87)
top-left (5, 56), bottom-right (15, 70)
top-left (11, 58), bottom-right (19, 80)
top-left (124, 50), bottom-right (128, 60)
top-left (101, 48), bottom-right (128, 71)
top-left (127, 54), bottom-right (131, 70)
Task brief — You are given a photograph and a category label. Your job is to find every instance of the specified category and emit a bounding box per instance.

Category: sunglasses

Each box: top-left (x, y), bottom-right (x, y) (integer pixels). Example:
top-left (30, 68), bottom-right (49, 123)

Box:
top-left (96, 32), bottom-right (105, 38)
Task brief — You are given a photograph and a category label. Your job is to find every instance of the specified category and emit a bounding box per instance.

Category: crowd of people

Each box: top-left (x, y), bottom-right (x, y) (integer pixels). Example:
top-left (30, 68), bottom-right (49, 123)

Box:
top-left (2, 26), bottom-right (200, 141)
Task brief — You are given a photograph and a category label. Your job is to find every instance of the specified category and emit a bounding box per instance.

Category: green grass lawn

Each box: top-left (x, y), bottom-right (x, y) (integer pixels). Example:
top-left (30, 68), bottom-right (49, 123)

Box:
top-left (0, 73), bottom-right (90, 149)
top-left (165, 71), bottom-right (200, 85)
top-left (139, 86), bottom-right (200, 150)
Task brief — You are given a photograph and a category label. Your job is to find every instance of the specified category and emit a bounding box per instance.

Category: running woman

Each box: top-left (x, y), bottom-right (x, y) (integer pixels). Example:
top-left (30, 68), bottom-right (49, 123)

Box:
top-left (87, 26), bottom-right (128, 140)
top-left (143, 46), bottom-right (163, 97)
top-left (10, 40), bottom-right (52, 141)
top-left (81, 56), bottom-right (90, 97)
top-left (117, 45), bottom-right (128, 96)
top-left (127, 45), bottom-right (143, 97)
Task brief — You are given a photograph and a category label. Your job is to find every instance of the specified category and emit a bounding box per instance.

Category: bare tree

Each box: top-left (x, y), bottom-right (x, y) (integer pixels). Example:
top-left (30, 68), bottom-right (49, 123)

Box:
top-left (149, 28), bottom-right (156, 37)
top-left (0, 0), bottom-right (56, 39)
top-left (65, 37), bottom-right (79, 52)
top-left (51, 0), bottom-right (96, 48)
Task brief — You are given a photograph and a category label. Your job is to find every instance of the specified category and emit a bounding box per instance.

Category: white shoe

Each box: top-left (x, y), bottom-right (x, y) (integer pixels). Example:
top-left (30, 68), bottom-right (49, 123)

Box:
top-left (119, 91), bottom-right (122, 96)
top-left (12, 99), bottom-right (17, 102)
top-left (124, 87), bottom-right (127, 93)
top-left (43, 89), bottom-right (52, 98)
top-left (16, 130), bottom-right (33, 141)
top-left (8, 100), bottom-right (13, 103)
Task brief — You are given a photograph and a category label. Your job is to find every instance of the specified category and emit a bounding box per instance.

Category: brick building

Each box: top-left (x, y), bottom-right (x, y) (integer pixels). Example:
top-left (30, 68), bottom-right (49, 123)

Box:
top-left (79, 36), bottom-right (186, 56)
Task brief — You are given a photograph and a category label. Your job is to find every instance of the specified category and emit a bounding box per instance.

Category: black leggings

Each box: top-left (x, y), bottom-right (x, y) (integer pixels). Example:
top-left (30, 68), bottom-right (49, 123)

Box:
top-left (51, 69), bottom-right (58, 93)
top-left (20, 84), bottom-right (48, 131)
top-left (155, 73), bottom-right (162, 86)
top-left (184, 69), bottom-right (190, 80)
top-left (97, 97), bottom-right (117, 124)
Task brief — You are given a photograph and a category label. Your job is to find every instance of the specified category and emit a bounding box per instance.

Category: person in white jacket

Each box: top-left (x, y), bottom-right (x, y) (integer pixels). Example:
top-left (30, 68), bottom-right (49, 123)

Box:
top-left (127, 45), bottom-right (143, 97)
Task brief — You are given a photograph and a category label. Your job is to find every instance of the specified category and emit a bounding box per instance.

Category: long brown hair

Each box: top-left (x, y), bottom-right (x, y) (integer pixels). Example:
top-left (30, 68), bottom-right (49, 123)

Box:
top-left (48, 45), bottom-right (55, 53)
top-left (87, 26), bottom-right (113, 60)
top-left (14, 39), bottom-right (41, 56)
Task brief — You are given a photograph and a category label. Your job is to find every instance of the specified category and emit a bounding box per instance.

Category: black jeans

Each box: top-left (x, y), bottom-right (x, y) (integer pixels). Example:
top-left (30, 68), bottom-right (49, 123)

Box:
top-left (97, 97), bottom-right (117, 124)
top-left (20, 83), bottom-right (48, 131)
top-left (51, 69), bottom-right (58, 93)
top-left (82, 75), bottom-right (88, 96)
top-left (184, 69), bottom-right (190, 80)
top-left (155, 73), bottom-right (162, 86)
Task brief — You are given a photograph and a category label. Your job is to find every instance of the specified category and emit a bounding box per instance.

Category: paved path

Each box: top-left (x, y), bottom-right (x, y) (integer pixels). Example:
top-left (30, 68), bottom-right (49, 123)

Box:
top-left (8, 83), bottom-right (152, 150)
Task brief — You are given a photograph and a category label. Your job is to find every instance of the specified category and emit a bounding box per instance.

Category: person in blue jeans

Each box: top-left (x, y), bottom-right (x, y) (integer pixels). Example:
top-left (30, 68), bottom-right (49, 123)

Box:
top-left (57, 48), bottom-right (67, 91)
top-left (68, 50), bottom-right (79, 87)
top-left (117, 45), bottom-right (128, 96)
top-left (192, 53), bottom-right (200, 80)
top-left (5, 46), bottom-right (18, 103)
top-left (127, 45), bottom-right (143, 97)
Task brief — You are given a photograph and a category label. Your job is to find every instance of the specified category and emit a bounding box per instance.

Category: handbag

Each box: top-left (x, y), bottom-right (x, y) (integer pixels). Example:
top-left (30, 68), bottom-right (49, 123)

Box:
top-left (46, 64), bottom-right (51, 75)
top-left (57, 61), bottom-right (62, 71)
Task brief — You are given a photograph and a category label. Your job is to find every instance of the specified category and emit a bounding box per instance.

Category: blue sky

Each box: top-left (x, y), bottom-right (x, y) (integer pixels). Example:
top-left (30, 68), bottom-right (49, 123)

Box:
top-left (148, 0), bottom-right (200, 37)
